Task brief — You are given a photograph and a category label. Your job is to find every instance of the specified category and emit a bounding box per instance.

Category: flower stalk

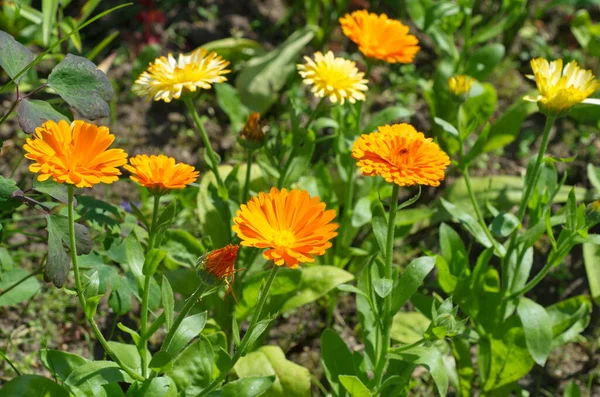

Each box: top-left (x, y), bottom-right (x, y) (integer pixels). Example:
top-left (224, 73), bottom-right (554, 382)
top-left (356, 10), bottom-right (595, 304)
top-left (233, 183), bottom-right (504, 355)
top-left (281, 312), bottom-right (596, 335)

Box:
top-left (67, 185), bottom-right (144, 382)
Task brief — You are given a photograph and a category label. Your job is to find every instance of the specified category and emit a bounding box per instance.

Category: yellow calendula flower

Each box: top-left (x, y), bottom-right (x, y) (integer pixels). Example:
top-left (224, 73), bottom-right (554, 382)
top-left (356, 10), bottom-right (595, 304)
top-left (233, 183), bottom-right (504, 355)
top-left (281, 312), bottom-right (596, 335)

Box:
top-left (297, 51), bottom-right (368, 104)
top-left (339, 10), bottom-right (420, 64)
top-left (124, 154), bottom-right (199, 194)
top-left (133, 48), bottom-right (230, 103)
top-left (232, 188), bottom-right (338, 268)
top-left (448, 75), bottom-right (475, 100)
top-left (524, 58), bottom-right (599, 116)
top-left (352, 123), bottom-right (451, 187)
top-left (23, 120), bottom-right (127, 188)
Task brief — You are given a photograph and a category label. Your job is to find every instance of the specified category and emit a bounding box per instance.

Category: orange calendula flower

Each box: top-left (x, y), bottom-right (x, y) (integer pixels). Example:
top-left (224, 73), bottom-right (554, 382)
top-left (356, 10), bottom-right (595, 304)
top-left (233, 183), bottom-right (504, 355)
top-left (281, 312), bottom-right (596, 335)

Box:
top-left (198, 244), bottom-right (240, 300)
top-left (352, 123), bottom-right (450, 187)
top-left (23, 120), bottom-right (127, 188)
top-left (232, 188), bottom-right (338, 268)
top-left (124, 154), bottom-right (199, 194)
top-left (339, 10), bottom-right (420, 64)
top-left (133, 48), bottom-right (230, 103)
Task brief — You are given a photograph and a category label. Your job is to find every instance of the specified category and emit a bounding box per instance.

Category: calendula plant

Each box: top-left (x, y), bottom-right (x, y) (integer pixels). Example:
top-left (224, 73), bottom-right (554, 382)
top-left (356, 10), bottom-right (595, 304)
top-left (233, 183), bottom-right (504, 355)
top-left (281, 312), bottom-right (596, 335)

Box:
top-left (1, 1), bottom-right (600, 396)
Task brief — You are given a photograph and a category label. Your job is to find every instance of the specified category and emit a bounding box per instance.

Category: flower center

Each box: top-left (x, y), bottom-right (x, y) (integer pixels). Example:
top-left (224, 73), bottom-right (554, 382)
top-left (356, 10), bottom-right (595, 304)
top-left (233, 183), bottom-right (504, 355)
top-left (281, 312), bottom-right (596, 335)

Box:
top-left (272, 229), bottom-right (296, 248)
top-left (388, 147), bottom-right (411, 168)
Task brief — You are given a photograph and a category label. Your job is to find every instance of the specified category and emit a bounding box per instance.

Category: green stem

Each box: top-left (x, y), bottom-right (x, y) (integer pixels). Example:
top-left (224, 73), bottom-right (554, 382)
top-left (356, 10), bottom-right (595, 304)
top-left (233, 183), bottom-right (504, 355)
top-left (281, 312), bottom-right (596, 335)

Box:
top-left (243, 149), bottom-right (253, 203)
top-left (139, 194), bottom-right (160, 377)
top-left (502, 115), bottom-right (555, 293)
top-left (183, 97), bottom-right (225, 189)
top-left (373, 184), bottom-right (400, 388)
top-left (0, 348), bottom-right (22, 376)
top-left (0, 99), bottom-right (19, 128)
top-left (195, 265), bottom-right (280, 397)
top-left (67, 185), bottom-right (144, 381)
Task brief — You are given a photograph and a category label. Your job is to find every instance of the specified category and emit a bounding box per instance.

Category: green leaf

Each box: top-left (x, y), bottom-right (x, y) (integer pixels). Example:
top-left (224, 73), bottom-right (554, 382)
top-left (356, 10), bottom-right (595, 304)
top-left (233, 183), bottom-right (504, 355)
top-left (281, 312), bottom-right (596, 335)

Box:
top-left (439, 223), bottom-right (467, 276)
top-left (0, 176), bottom-right (18, 207)
top-left (433, 117), bottom-right (459, 138)
top-left (547, 295), bottom-right (591, 348)
top-left (165, 312), bottom-right (207, 357)
top-left (516, 297), bottom-right (552, 365)
top-left (215, 83), bottom-right (250, 133)
top-left (203, 37), bottom-right (265, 61)
top-left (17, 99), bottom-right (69, 134)
top-left (85, 294), bottom-right (103, 318)
top-left (0, 375), bottom-right (69, 397)
top-left (64, 361), bottom-right (132, 396)
top-left (482, 320), bottom-right (534, 392)
top-left (339, 375), bottom-right (372, 397)
top-left (583, 243), bottom-right (600, 305)
top-left (0, 268), bottom-right (40, 306)
top-left (563, 380), bottom-right (582, 397)
top-left (391, 256), bottom-right (435, 314)
top-left (47, 54), bottom-right (113, 120)
top-left (40, 349), bottom-right (90, 381)
top-left (161, 276), bottom-right (174, 331)
top-left (373, 278), bottom-right (393, 299)
top-left (236, 26), bottom-right (315, 113)
top-left (321, 328), bottom-right (356, 396)
top-left (484, 100), bottom-right (538, 152)
top-left (459, 83), bottom-right (497, 138)
top-left (490, 212), bottom-right (520, 237)
top-left (351, 196), bottom-right (373, 228)
top-left (222, 376), bottom-right (276, 397)
top-left (452, 338), bottom-right (474, 397)
top-left (389, 345), bottom-right (448, 397)
top-left (125, 377), bottom-right (177, 397)
top-left (281, 266), bottom-right (354, 312)
top-left (234, 345), bottom-right (311, 397)
top-left (148, 351), bottom-right (172, 370)
top-left (168, 336), bottom-right (214, 394)
top-left (434, 255), bottom-right (457, 293)
top-left (465, 43), bottom-right (505, 80)
top-left (279, 130), bottom-right (316, 188)
top-left (566, 188), bottom-right (578, 231)
top-left (42, 0), bottom-right (59, 46)
top-left (371, 200), bottom-right (388, 254)
top-left (0, 30), bottom-right (34, 82)
top-left (440, 198), bottom-right (494, 250)
top-left (33, 178), bottom-right (72, 204)
top-left (391, 311), bottom-right (431, 344)
top-left (107, 341), bottom-right (148, 375)
top-left (362, 106), bottom-right (412, 134)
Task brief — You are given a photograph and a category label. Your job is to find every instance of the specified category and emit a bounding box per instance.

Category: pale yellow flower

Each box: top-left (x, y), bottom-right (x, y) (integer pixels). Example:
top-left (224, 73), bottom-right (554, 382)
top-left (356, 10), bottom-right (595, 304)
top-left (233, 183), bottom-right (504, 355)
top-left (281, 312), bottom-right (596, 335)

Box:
top-left (133, 48), bottom-right (230, 103)
top-left (297, 51), bottom-right (368, 104)
top-left (448, 75), bottom-right (475, 99)
top-left (524, 58), bottom-right (599, 115)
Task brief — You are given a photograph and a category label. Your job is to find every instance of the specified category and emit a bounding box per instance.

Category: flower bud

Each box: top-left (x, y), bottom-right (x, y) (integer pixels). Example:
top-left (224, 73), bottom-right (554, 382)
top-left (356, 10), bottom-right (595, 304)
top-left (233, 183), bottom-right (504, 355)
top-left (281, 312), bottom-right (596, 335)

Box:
top-left (197, 245), bottom-right (240, 299)
top-left (448, 75), bottom-right (475, 103)
top-left (238, 113), bottom-right (266, 150)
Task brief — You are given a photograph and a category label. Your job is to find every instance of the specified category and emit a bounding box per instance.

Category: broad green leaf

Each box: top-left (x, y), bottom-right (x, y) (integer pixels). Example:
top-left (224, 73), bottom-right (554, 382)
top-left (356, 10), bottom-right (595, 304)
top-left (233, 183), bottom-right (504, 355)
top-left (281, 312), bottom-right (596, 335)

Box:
top-left (47, 54), bottom-right (113, 120)
top-left (321, 328), bottom-right (355, 396)
top-left (33, 178), bottom-right (73, 204)
top-left (391, 311), bottom-right (431, 344)
top-left (236, 26), bottom-right (315, 113)
top-left (482, 320), bottom-right (534, 392)
top-left (215, 83), bottom-right (250, 133)
top-left (465, 43), bottom-right (505, 80)
top-left (351, 196), bottom-right (373, 228)
top-left (484, 100), bottom-right (538, 152)
top-left (148, 351), bottom-right (172, 370)
top-left (516, 297), bottom-right (552, 365)
top-left (373, 278), bottom-right (393, 299)
top-left (203, 37), bottom-right (265, 61)
top-left (391, 256), bottom-right (435, 314)
top-left (165, 312), bottom-right (207, 357)
top-left (563, 380), bottom-right (582, 397)
top-left (459, 83), bottom-right (497, 138)
top-left (106, 341), bottom-right (149, 376)
top-left (142, 249), bottom-right (167, 276)
top-left (0, 375), bottom-right (69, 397)
top-left (65, 361), bottom-right (132, 397)
top-left (490, 212), bottom-right (520, 237)
top-left (371, 200), bottom-right (388, 254)
top-left (339, 375), bottom-right (372, 397)
top-left (0, 268), bottom-right (40, 306)
top-left (222, 376), bottom-right (276, 397)
top-left (389, 345), bottom-right (448, 397)
top-left (583, 243), bottom-right (600, 305)
top-left (0, 176), bottom-right (18, 208)
top-left (433, 117), bottom-right (459, 138)
top-left (434, 255), bottom-right (457, 293)
top-left (40, 349), bottom-right (90, 381)
top-left (547, 295), bottom-right (591, 348)
top-left (0, 30), bottom-right (34, 82)
top-left (17, 99), bottom-right (69, 134)
top-left (362, 106), bottom-right (412, 134)
top-left (452, 338), bottom-right (474, 397)
top-left (161, 276), bottom-right (175, 331)
top-left (281, 266), bottom-right (353, 312)
top-left (125, 377), bottom-right (177, 397)
top-left (439, 223), bottom-right (467, 276)
top-left (168, 336), bottom-right (214, 394)
top-left (234, 345), bottom-right (310, 397)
